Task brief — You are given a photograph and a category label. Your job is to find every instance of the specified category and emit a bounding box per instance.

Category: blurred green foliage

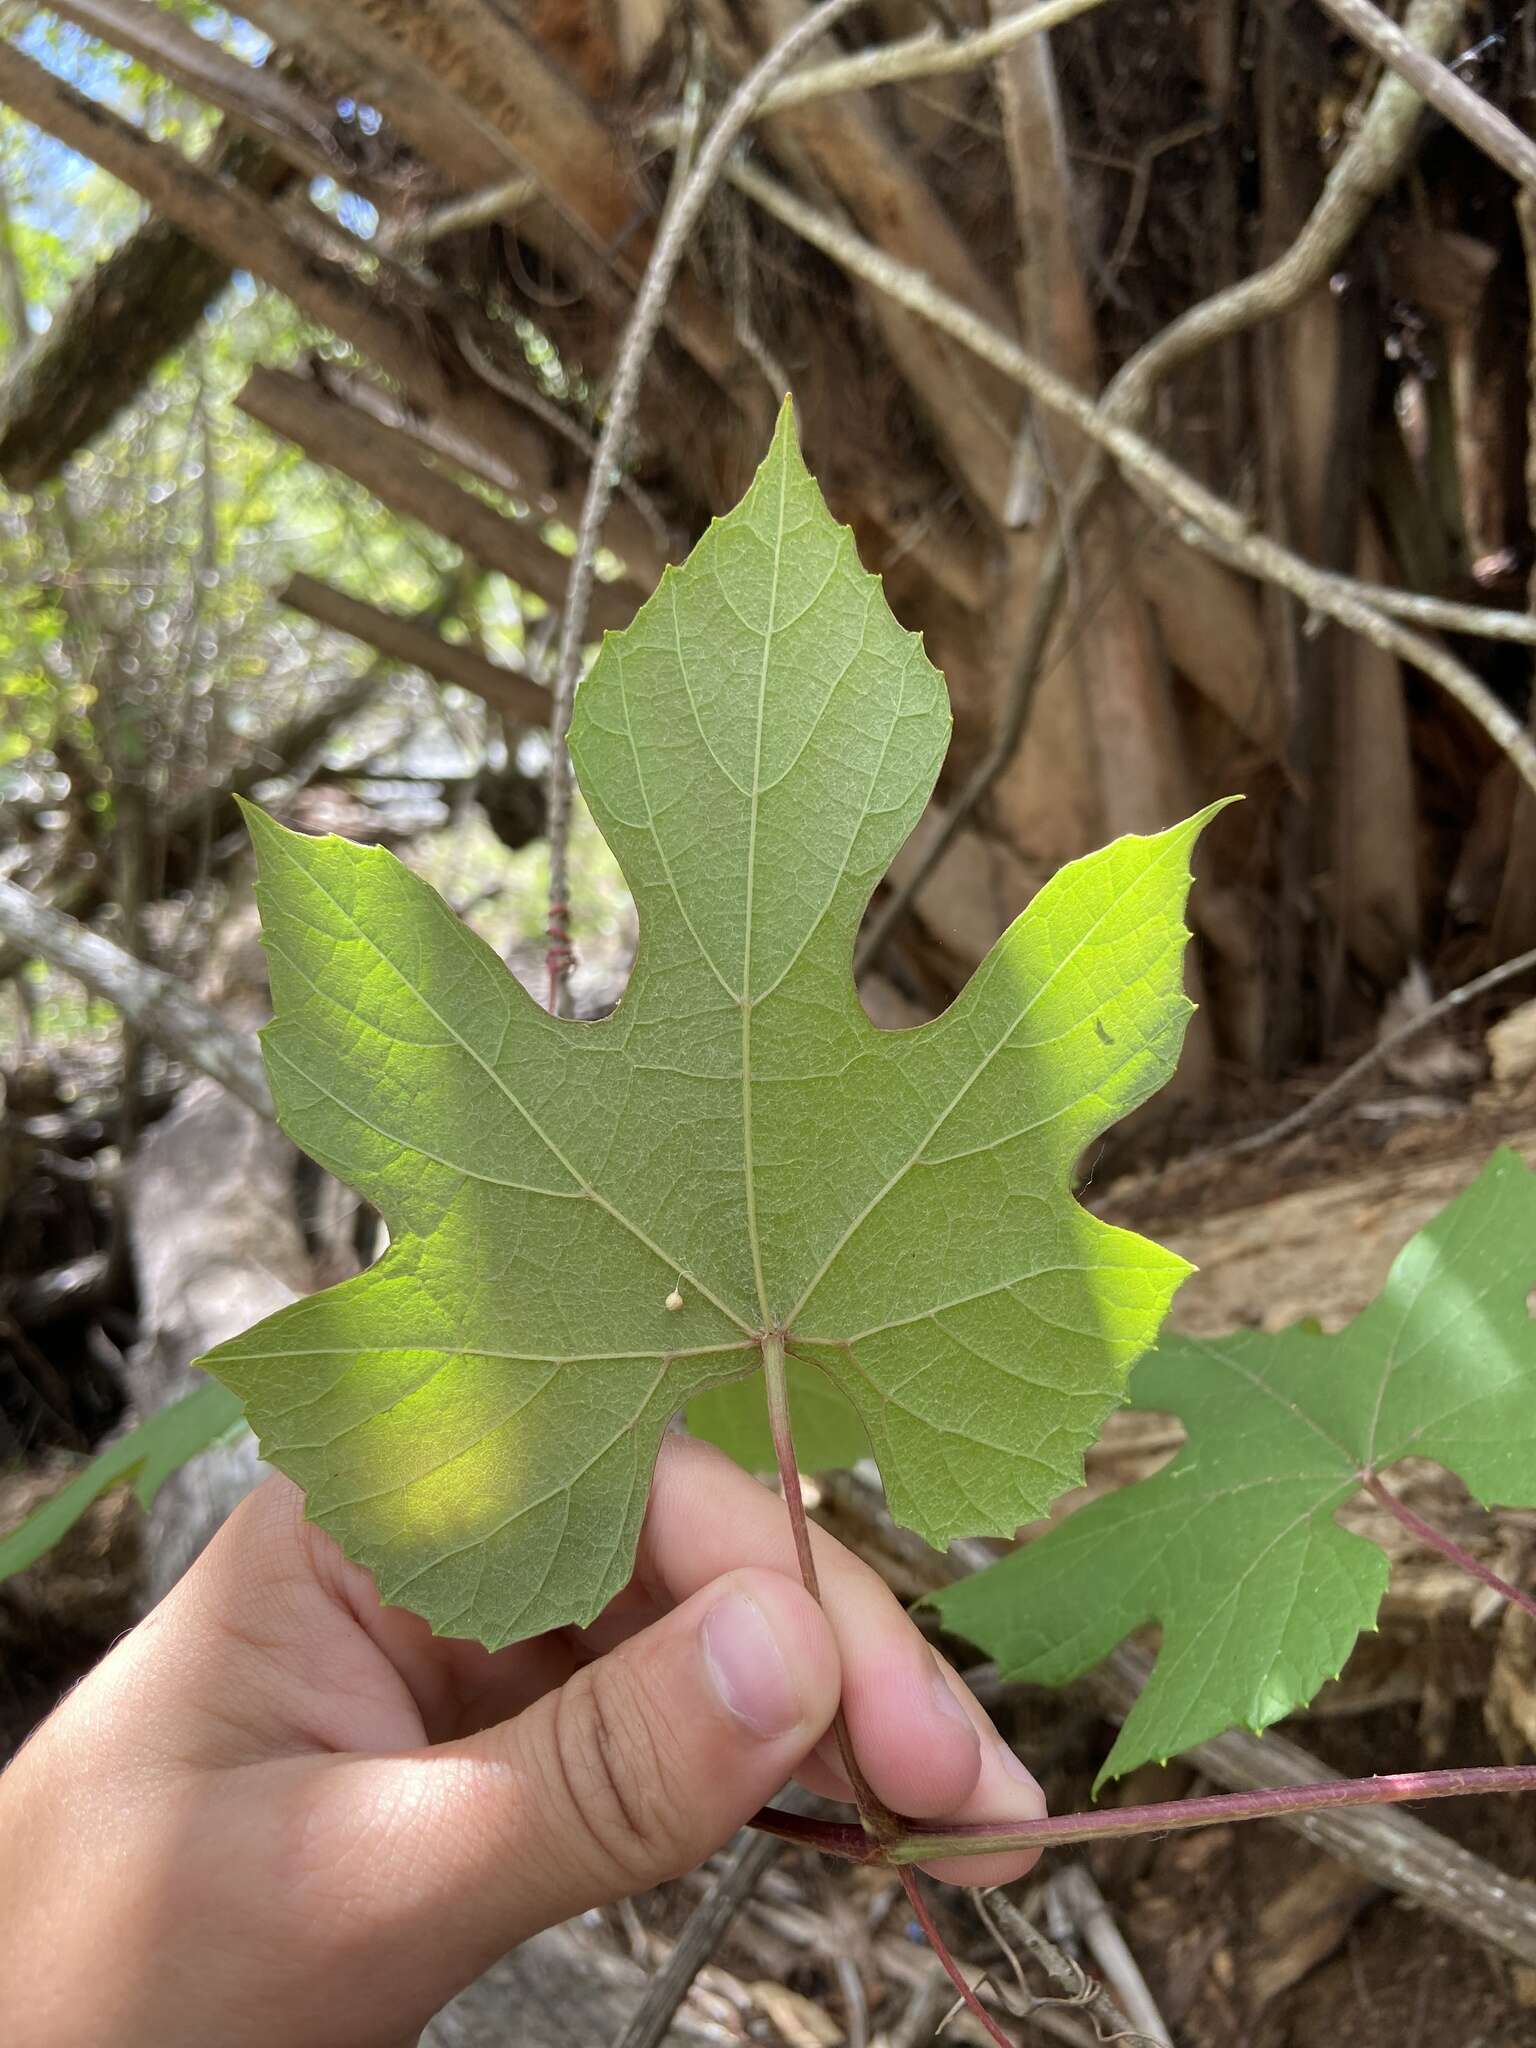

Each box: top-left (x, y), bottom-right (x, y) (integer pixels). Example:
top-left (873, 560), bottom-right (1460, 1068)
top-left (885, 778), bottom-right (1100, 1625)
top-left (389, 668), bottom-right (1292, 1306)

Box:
top-left (0, 20), bottom-right (634, 1043)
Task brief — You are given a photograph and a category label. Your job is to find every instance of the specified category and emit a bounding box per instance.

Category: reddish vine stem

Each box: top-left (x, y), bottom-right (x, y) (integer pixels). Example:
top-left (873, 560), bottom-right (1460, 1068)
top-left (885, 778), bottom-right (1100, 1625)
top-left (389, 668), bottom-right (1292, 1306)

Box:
top-left (896, 1866), bottom-right (1014, 2048)
top-left (1360, 1470), bottom-right (1536, 1625)
top-left (749, 1764), bottom-right (1536, 1865)
top-left (757, 1339), bottom-right (1536, 2039)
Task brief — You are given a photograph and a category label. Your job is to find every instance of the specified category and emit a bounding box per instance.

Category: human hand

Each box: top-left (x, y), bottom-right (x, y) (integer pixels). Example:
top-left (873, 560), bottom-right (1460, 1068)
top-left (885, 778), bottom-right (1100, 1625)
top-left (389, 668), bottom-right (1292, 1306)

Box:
top-left (0, 1436), bottom-right (1043, 2048)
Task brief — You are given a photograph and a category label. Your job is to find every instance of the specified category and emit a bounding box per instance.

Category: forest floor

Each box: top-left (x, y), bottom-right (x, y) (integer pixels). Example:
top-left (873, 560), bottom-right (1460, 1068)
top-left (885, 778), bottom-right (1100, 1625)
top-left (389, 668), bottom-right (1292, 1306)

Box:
top-left (4, 1029), bottom-right (1536, 2046)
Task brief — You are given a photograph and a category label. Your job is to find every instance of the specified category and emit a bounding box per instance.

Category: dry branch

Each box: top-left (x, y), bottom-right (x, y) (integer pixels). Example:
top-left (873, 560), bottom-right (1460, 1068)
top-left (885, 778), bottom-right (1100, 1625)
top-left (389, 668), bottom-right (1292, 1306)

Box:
top-left (0, 40), bottom-right (574, 494)
top-left (1195, 943), bottom-right (1536, 1163)
top-left (251, 0), bottom-right (746, 404)
top-left (280, 575), bottom-right (549, 722)
top-left (237, 367), bottom-right (640, 629)
top-left (724, 156), bottom-right (1536, 800)
top-left (853, 0), bottom-right (1470, 963)
top-left (978, 1890), bottom-right (1147, 2044)
top-left (0, 879), bottom-right (271, 1115)
top-left (234, 0), bottom-right (523, 194)
top-left (0, 125), bottom-right (288, 489)
top-left (1048, 1867), bottom-right (1170, 2047)
top-left (44, 0), bottom-right (359, 188)
top-left (1313, 0), bottom-right (1536, 189)
top-left (308, 365), bottom-right (672, 591)
top-left (756, 0), bottom-right (1111, 112)
top-left (384, 177), bottom-right (536, 253)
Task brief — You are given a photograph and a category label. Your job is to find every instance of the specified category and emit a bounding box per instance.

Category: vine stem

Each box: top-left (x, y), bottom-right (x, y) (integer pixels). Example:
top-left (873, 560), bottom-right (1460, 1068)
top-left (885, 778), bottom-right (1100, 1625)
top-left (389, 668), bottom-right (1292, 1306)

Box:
top-left (750, 1764), bottom-right (1536, 1864)
top-left (755, 1344), bottom-right (1536, 2033)
top-left (759, 1333), bottom-right (1014, 2046)
top-left (1361, 1470), bottom-right (1536, 1626)
top-left (896, 1866), bottom-right (1014, 2048)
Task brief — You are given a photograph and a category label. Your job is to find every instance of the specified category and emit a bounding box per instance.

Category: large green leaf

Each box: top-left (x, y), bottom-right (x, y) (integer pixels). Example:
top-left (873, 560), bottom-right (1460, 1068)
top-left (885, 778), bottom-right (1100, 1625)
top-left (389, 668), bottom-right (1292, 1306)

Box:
top-left (202, 405), bottom-right (1215, 1648)
top-left (933, 1149), bottom-right (1536, 1785)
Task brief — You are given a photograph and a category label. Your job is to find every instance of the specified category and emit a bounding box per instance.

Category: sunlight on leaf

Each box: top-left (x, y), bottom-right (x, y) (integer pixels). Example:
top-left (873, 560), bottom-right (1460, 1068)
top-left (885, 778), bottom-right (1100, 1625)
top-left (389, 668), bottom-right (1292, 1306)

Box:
top-left (201, 405), bottom-right (1218, 1647)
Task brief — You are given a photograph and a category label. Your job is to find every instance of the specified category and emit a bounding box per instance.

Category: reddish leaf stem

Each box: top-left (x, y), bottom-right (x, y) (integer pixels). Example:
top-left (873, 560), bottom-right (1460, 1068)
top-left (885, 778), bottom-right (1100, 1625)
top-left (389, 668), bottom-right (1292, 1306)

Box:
top-left (750, 1763), bottom-right (1536, 1864)
top-left (1360, 1469), bottom-right (1536, 1625)
top-left (760, 1333), bottom-right (902, 1845)
top-left (897, 1865), bottom-right (1015, 2048)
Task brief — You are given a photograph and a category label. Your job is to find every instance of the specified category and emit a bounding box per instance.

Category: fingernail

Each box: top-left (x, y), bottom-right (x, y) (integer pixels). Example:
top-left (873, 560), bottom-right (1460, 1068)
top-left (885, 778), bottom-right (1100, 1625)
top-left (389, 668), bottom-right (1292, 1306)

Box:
top-left (702, 1591), bottom-right (800, 1738)
top-left (995, 1737), bottom-right (1039, 1785)
top-left (930, 1668), bottom-right (981, 1747)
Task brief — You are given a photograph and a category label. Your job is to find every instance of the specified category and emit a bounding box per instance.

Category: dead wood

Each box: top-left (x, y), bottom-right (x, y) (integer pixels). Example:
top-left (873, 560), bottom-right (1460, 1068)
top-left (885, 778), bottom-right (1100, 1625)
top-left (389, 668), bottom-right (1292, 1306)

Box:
top-left (0, 40), bottom-right (601, 504)
top-left (120, 1077), bottom-right (307, 1601)
top-left (422, 1921), bottom-right (693, 2048)
top-left (45, 0), bottom-right (372, 192)
top-left (278, 576), bottom-right (550, 722)
top-left (338, 0), bottom-right (751, 399)
top-left (0, 879), bottom-right (271, 1116)
top-left (318, 364), bottom-right (674, 590)
top-left (0, 125), bottom-right (290, 491)
top-left (239, 367), bottom-right (643, 628)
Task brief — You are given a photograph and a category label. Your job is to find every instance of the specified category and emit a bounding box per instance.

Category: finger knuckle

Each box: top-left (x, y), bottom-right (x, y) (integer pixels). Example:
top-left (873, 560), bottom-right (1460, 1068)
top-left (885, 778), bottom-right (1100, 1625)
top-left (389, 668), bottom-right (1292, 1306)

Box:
top-left (549, 1664), bottom-right (686, 1889)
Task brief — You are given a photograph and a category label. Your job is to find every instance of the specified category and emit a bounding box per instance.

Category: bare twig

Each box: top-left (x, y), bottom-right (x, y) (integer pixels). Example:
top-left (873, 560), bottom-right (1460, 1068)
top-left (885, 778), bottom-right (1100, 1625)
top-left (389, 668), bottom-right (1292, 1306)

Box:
top-left (1313, 0), bottom-right (1536, 189)
top-left (1197, 551), bottom-right (1536, 645)
top-left (382, 175), bottom-right (537, 254)
top-left (543, 0), bottom-right (862, 1015)
top-left (1049, 1867), bottom-right (1170, 2047)
top-left (751, 0), bottom-right (1111, 113)
top-left (978, 1889), bottom-right (1151, 2045)
top-left (44, 0), bottom-right (354, 187)
top-left (0, 878), bottom-right (272, 1116)
top-left (724, 155), bottom-right (1536, 802)
top-left (1191, 943), bottom-right (1536, 1163)
top-left (851, 0), bottom-right (1469, 966)
top-left (450, 321), bottom-right (674, 563)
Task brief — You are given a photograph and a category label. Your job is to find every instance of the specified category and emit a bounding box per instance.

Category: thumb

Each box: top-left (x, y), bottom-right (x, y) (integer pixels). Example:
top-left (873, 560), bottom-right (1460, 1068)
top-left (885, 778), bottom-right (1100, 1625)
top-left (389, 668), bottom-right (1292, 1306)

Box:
top-left (315, 1567), bottom-right (841, 1997)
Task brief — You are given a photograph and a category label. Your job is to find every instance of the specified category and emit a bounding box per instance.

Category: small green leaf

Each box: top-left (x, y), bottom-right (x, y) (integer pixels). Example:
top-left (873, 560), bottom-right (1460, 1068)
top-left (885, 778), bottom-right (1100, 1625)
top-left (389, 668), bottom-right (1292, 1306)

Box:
top-left (202, 405), bottom-right (1216, 1648)
top-left (932, 1149), bottom-right (1536, 1785)
top-left (0, 1383), bottom-right (246, 1584)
